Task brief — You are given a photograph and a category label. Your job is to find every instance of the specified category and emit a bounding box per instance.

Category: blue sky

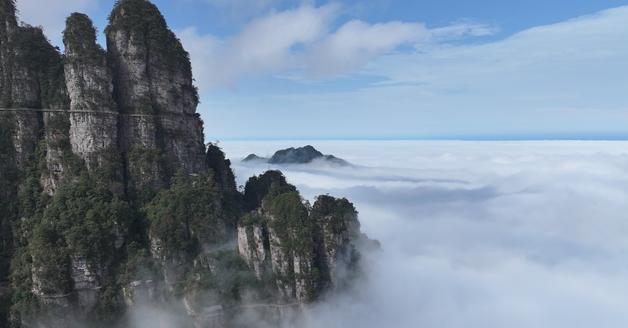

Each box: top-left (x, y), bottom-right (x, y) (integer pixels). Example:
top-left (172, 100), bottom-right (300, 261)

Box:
top-left (15, 0), bottom-right (628, 140)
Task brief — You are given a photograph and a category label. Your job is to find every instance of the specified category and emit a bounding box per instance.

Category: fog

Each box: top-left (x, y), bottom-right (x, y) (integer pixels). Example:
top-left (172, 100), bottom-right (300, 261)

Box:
top-left (219, 140), bottom-right (628, 328)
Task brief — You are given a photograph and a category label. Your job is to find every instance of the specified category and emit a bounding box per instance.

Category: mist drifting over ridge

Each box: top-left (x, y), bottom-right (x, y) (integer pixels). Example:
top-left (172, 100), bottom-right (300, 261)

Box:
top-left (221, 140), bottom-right (628, 328)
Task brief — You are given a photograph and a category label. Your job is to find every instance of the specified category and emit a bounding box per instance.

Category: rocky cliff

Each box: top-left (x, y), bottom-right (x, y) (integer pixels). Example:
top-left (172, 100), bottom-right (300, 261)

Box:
top-left (0, 1), bottom-right (375, 327)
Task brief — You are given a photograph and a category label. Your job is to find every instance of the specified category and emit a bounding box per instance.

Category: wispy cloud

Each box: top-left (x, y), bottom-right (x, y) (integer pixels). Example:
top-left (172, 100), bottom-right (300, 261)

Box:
top-left (179, 4), bottom-right (339, 89)
top-left (199, 0), bottom-right (292, 22)
top-left (178, 3), bottom-right (491, 89)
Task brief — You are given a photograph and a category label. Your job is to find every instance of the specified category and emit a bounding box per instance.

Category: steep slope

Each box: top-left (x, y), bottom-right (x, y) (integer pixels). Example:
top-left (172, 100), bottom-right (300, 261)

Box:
top-left (106, 0), bottom-right (205, 197)
top-left (0, 1), bottom-right (376, 327)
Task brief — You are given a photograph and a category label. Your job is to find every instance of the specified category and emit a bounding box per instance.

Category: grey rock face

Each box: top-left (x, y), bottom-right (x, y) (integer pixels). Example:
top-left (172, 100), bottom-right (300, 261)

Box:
top-left (41, 112), bottom-right (72, 195)
top-left (64, 13), bottom-right (120, 171)
top-left (71, 257), bottom-right (102, 312)
top-left (159, 114), bottom-right (206, 175)
top-left (68, 112), bottom-right (118, 170)
top-left (8, 111), bottom-right (41, 167)
top-left (0, 1), bottom-right (71, 195)
top-left (0, 0), bottom-right (17, 106)
top-left (106, 0), bottom-right (206, 192)
top-left (106, 0), bottom-right (197, 115)
top-left (311, 195), bottom-right (363, 288)
top-left (237, 221), bottom-right (268, 279)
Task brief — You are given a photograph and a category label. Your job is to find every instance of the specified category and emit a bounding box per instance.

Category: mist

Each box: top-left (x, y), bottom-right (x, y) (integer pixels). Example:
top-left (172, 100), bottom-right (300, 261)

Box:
top-left (219, 140), bottom-right (628, 328)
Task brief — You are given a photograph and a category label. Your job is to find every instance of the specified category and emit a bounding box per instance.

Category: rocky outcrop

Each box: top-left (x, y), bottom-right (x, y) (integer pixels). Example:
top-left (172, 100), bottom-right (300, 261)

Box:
top-left (311, 195), bottom-right (366, 289)
top-left (70, 257), bottom-right (102, 312)
top-left (105, 0), bottom-right (197, 115)
top-left (106, 0), bottom-right (205, 194)
top-left (206, 143), bottom-right (237, 193)
top-left (64, 13), bottom-right (119, 171)
top-left (7, 111), bottom-right (41, 167)
top-left (0, 0), bottom-right (17, 107)
top-left (1, 0), bottom-right (70, 194)
top-left (238, 171), bottom-right (374, 304)
top-left (237, 215), bottom-right (269, 279)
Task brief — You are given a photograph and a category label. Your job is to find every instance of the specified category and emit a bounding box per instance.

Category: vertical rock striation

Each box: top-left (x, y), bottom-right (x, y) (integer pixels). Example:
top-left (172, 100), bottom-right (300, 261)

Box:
top-left (106, 0), bottom-right (205, 196)
top-left (64, 13), bottom-right (120, 172)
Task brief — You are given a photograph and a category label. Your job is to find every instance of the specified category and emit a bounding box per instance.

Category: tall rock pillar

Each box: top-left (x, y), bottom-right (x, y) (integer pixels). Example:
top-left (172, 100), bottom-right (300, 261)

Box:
top-left (106, 0), bottom-right (206, 197)
top-left (64, 13), bottom-right (120, 172)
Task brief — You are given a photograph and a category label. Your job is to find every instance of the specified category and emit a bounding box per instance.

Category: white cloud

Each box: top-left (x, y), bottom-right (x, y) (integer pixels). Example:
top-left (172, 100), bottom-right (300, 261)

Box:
top-left (179, 4), bottom-right (339, 89)
top-left (200, 0), bottom-right (286, 18)
top-left (304, 20), bottom-right (427, 76)
top-left (220, 140), bottom-right (628, 327)
top-left (15, 0), bottom-right (99, 47)
top-left (179, 4), bottom-right (460, 89)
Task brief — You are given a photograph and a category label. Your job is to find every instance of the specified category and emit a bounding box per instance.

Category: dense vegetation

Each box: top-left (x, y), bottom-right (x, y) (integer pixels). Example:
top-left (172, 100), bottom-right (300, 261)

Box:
top-left (145, 172), bottom-right (229, 259)
top-left (243, 170), bottom-right (297, 210)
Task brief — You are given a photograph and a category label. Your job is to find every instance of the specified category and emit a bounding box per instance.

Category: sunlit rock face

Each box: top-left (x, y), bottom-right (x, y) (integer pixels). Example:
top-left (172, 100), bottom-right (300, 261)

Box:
top-left (64, 13), bottom-right (120, 171)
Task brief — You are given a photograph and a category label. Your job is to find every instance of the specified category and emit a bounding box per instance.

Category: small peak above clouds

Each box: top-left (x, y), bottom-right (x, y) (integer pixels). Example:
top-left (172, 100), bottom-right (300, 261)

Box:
top-left (243, 145), bottom-right (350, 166)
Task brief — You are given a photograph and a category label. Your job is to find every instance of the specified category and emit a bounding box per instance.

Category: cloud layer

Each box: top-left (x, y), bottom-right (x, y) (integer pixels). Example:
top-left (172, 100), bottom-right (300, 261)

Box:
top-left (221, 140), bottom-right (628, 327)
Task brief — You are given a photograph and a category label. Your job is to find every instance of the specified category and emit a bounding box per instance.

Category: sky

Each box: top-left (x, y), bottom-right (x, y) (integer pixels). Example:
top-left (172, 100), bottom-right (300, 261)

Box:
top-left (218, 140), bottom-right (628, 327)
top-left (13, 0), bottom-right (628, 140)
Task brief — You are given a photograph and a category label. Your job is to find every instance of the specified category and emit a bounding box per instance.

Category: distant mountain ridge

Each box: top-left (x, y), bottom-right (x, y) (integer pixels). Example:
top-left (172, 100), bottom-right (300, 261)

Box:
top-left (243, 145), bottom-right (350, 165)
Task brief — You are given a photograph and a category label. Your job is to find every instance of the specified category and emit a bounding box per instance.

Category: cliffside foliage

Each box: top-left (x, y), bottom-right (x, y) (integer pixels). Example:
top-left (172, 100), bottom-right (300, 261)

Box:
top-left (0, 116), bottom-right (17, 281)
top-left (106, 0), bottom-right (192, 75)
top-left (144, 172), bottom-right (227, 259)
top-left (63, 13), bottom-right (106, 64)
top-left (311, 195), bottom-right (358, 237)
top-left (243, 170), bottom-right (296, 210)
top-left (106, 0), bottom-right (198, 113)
top-left (12, 26), bottom-right (68, 109)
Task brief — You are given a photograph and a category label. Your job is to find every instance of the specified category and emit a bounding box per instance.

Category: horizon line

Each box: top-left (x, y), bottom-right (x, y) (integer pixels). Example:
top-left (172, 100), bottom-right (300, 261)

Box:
top-left (209, 136), bottom-right (628, 142)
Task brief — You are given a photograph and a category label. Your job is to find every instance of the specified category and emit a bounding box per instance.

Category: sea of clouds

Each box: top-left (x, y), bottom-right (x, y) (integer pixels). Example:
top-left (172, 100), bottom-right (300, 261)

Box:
top-left (220, 140), bottom-right (628, 328)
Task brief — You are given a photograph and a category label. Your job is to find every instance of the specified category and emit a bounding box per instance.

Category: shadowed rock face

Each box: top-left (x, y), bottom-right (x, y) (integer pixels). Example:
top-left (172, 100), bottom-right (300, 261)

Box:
top-left (270, 145), bottom-right (324, 164)
top-left (106, 0), bottom-right (198, 115)
top-left (206, 143), bottom-right (237, 193)
top-left (106, 0), bottom-right (206, 194)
